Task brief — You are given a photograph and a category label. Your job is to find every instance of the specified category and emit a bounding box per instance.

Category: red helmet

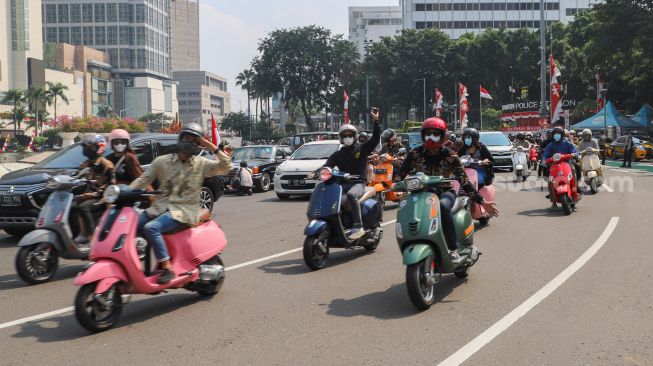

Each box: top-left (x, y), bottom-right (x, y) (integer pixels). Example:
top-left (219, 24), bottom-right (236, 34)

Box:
top-left (421, 117), bottom-right (448, 148)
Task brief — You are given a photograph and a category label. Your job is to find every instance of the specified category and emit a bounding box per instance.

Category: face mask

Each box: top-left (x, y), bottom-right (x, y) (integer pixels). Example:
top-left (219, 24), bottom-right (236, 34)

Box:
top-left (583, 136), bottom-right (590, 141)
top-left (342, 137), bottom-right (355, 146)
top-left (464, 137), bottom-right (473, 146)
top-left (113, 143), bottom-right (127, 153)
top-left (554, 134), bottom-right (562, 142)
top-left (178, 140), bottom-right (201, 155)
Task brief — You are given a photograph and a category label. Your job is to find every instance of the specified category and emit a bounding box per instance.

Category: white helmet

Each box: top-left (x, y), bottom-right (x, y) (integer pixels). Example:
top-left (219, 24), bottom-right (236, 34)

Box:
top-left (582, 129), bottom-right (592, 140)
top-left (338, 124), bottom-right (358, 145)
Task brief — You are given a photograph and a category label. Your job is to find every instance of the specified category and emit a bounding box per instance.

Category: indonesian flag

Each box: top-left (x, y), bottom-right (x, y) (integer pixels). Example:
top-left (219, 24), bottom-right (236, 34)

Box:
top-left (210, 113), bottom-right (220, 145)
top-left (459, 83), bottom-right (469, 128)
top-left (343, 90), bottom-right (350, 123)
top-left (27, 131), bottom-right (34, 152)
top-left (550, 55), bottom-right (563, 124)
top-left (595, 72), bottom-right (605, 110)
top-left (434, 89), bottom-right (444, 117)
top-left (1, 136), bottom-right (9, 153)
top-left (480, 85), bottom-right (493, 99)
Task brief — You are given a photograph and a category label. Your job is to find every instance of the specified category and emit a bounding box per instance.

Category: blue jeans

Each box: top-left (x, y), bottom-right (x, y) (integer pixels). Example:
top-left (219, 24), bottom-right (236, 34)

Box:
top-left (138, 211), bottom-right (184, 263)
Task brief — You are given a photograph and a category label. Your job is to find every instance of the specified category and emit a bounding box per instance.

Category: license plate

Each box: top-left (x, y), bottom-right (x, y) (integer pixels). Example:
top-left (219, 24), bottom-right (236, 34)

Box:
top-left (373, 169), bottom-right (387, 174)
top-left (1, 195), bottom-right (21, 206)
top-left (290, 179), bottom-right (305, 186)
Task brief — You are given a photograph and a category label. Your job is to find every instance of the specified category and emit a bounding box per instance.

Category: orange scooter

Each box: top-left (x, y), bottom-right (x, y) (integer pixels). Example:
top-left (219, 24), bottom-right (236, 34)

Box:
top-left (368, 153), bottom-right (403, 207)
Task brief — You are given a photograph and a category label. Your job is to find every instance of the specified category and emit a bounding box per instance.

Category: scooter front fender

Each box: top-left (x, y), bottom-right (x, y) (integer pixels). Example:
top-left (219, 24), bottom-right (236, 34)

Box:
top-left (74, 259), bottom-right (128, 293)
top-left (402, 244), bottom-right (434, 266)
top-left (17, 229), bottom-right (63, 251)
top-left (304, 220), bottom-right (328, 236)
top-left (586, 171), bottom-right (598, 178)
top-left (556, 183), bottom-right (569, 195)
top-left (373, 183), bottom-right (385, 192)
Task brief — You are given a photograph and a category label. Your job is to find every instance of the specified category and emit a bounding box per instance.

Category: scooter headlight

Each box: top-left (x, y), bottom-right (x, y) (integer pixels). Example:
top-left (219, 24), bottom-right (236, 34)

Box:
top-left (552, 153), bottom-right (562, 162)
top-left (104, 185), bottom-right (121, 204)
top-left (404, 177), bottom-right (424, 191)
top-left (319, 167), bottom-right (333, 182)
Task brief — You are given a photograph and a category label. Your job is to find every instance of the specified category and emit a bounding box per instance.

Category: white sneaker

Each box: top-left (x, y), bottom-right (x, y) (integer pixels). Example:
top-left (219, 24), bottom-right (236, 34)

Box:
top-left (449, 250), bottom-right (463, 264)
top-left (74, 235), bottom-right (89, 244)
top-left (347, 228), bottom-right (365, 240)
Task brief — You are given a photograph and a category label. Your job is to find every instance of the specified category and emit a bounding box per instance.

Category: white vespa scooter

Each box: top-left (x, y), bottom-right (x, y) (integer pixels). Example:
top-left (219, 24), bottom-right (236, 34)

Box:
top-left (511, 146), bottom-right (531, 182)
top-left (580, 147), bottom-right (604, 194)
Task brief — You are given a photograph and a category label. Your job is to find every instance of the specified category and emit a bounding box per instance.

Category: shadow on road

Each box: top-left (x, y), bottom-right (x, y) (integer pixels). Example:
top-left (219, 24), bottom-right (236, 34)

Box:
top-left (258, 249), bottom-right (373, 276)
top-left (0, 235), bottom-right (17, 248)
top-left (257, 196), bottom-right (309, 203)
top-left (516, 207), bottom-right (565, 217)
top-left (0, 265), bottom-right (85, 291)
top-left (324, 276), bottom-right (466, 320)
top-left (11, 293), bottom-right (201, 343)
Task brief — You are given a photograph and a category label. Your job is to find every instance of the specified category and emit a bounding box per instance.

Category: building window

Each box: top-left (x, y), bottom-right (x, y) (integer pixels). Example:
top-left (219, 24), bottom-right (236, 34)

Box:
top-left (136, 27), bottom-right (145, 45)
top-left (416, 21), bottom-right (425, 29)
top-left (46, 27), bottom-right (57, 43)
top-left (107, 26), bottom-right (118, 45)
top-left (137, 49), bottom-right (146, 68)
top-left (82, 3), bottom-right (93, 22)
top-left (58, 4), bottom-right (68, 23)
top-left (45, 4), bottom-right (57, 23)
top-left (120, 48), bottom-right (130, 68)
top-left (108, 49), bottom-right (118, 69)
top-left (94, 3), bottom-right (105, 22)
top-left (119, 26), bottom-right (129, 44)
top-left (95, 26), bottom-right (106, 45)
top-left (106, 3), bottom-right (117, 22)
top-left (69, 4), bottom-right (80, 22)
top-left (83, 26), bottom-right (93, 45)
top-left (71, 26), bottom-right (82, 45)
top-left (118, 3), bottom-right (132, 22)
top-left (58, 27), bottom-right (70, 43)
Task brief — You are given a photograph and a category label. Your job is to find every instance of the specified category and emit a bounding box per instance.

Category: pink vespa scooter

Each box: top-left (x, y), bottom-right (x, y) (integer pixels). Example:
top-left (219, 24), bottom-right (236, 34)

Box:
top-left (73, 185), bottom-right (227, 332)
top-left (458, 155), bottom-right (496, 225)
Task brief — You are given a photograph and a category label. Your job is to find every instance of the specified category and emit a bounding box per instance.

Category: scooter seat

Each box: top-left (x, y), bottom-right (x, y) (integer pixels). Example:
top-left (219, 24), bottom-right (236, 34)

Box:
top-left (358, 187), bottom-right (377, 203)
top-left (451, 197), bottom-right (469, 214)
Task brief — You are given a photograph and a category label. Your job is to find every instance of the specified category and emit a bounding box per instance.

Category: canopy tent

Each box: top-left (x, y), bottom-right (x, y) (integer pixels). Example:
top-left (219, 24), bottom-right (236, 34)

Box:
top-left (631, 103), bottom-right (653, 127)
top-left (572, 101), bottom-right (641, 130)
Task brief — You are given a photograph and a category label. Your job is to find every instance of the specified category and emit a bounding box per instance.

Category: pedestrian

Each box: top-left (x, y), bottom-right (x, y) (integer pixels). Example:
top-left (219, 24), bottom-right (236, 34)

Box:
top-left (621, 132), bottom-right (634, 168)
top-left (235, 160), bottom-right (253, 196)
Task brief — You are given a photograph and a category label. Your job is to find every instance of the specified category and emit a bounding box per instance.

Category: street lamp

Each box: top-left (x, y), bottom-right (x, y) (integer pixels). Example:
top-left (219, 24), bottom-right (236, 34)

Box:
top-left (414, 78), bottom-right (426, 121)
top-left (364, 39), bottom-right (374, 130)
top-left (119, 108), bottom-right (130, 118)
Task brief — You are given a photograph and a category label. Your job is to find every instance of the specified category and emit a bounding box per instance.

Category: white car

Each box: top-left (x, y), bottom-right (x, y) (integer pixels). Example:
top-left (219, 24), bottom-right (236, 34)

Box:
top-left (274, 140), bottom-right (341, 199)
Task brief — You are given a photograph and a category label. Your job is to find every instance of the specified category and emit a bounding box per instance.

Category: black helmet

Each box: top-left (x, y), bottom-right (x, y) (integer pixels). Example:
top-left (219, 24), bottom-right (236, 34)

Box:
top-left (462, 128), bottom-right (480, 143)
top-left (517, 132), bottom-right (525, 140)
top-left (449, 133), bottom-right (457, 142)
top-left (178, 122), bottom-right (204, 155)
top-left (358, 131), bottom-right (369, 142)
top-left (381, 129), bottom-right (396, 144)
top-left (552, 126), bottom-right (564, 138)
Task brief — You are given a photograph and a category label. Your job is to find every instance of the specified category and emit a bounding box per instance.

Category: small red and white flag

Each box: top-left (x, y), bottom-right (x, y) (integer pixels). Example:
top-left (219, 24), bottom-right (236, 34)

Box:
top-left (210, 113), bottom-right (220, 146)
top-left (434, 89), bottom-right (444, 117)
top-left (480, 85), bottom-right (493, 100)
top-left (1, 136), bottom-right (9, 153)
top-left (343, 90), bottom-right (350, 124)
top-left (595, 72), bottom-right (604, 110)
top-left (459, 83), bottom-right (469, 128)
top-left (27, 131), bottom-right (34, 152)
top-left (550, 55), bottom-right (563, 124)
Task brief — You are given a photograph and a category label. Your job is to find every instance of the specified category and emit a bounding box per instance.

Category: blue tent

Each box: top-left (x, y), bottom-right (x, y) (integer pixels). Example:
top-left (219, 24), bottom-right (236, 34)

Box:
top-left (631, 103), bottom-right (653, 127)
top-left (572, 101), bottom-right (641, 130)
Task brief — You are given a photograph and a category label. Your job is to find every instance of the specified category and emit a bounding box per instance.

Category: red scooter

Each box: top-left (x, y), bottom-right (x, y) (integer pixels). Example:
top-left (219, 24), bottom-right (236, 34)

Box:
top-left (545, 153), bottom-right (580, 215)
top-left (73, 185), bottom-right (227, 332)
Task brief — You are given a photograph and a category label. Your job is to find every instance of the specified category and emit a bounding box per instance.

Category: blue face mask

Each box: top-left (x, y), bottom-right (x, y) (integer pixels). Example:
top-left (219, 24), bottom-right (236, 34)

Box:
top-left (554, 134), bottom-right (562, 142)
top-left (464, 137), bottom-right (473, 146)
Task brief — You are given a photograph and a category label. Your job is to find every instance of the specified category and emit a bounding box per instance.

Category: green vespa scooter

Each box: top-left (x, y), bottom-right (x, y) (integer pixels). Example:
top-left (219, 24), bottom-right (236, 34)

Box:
top-left (393, 173), bottom-right (481, 310)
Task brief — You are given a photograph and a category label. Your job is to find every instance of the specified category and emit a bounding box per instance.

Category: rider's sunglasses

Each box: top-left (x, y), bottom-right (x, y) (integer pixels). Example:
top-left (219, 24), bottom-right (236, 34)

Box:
top-left (423, 130), bottom-right (442, 137)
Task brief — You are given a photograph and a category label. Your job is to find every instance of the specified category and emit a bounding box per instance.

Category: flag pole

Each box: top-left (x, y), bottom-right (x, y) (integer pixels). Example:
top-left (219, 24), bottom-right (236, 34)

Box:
top-left (479, 85), bottom-right (483, 131)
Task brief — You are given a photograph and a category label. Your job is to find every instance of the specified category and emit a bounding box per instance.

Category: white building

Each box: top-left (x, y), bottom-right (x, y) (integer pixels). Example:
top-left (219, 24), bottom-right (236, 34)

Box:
top-left (401, 0), bottom-right (601, 39)
top-left (173, 71), bottom-right (230, 131)
top-left (349, 6), bottom-right (403, 57)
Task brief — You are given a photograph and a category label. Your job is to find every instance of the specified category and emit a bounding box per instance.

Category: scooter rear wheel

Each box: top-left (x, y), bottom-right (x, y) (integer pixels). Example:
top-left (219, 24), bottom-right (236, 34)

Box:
top-left (15, 243), bottom-right (59, 285)
top-left (589, 178), bottom-right (598, 194)
top-left (406, 256), bottom-right (436, 310)
top-left (195, 256), bottom-right (225, 297)
top-left (75, 283), bottom-right (122, 333)
top-left (303, 235), bottom-right (329, 270)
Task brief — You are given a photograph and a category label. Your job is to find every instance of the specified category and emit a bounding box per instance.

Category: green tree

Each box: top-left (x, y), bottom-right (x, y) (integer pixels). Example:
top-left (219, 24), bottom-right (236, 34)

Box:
top-left (138, 112), bottom-right (173, 132)
top-left (97, 105), bottom-right (114, 118)
top-left (46, 82), bottom-right (69, 122)
top-left (236, 69), bottom-right (255, 122)
top-left (25, 86), bottom-right (51, 136)
top-left (1, 89), bottom-right (25, 134)
top-left (221, 112), bottom-right (251, 138)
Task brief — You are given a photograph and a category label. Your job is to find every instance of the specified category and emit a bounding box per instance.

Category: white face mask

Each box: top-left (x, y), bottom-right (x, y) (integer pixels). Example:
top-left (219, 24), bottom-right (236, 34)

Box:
top-left (342, 137), bottom-right (355, 146)
top-left (113, 143), bottom-right (127, 153)
top-left (425, 134), bottom-right (441, 143)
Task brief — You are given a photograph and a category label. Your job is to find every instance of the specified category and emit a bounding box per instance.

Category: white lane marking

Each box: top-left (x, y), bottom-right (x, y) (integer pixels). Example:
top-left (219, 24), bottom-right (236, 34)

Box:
top-left (601, 183), bottom-right (614, 193)
top-left (0, 219), bottom-right (397, 331)
top-left (437, 216), bottom-right (620, 366)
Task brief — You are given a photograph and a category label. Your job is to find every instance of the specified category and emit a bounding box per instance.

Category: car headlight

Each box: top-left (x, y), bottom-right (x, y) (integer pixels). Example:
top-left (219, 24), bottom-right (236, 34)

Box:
top-left (103, 185), bottom-right (121, 204)
top-left (405, 177), bottom-right (423, 191)
top-left (636, 145), bottom-right (645, 150)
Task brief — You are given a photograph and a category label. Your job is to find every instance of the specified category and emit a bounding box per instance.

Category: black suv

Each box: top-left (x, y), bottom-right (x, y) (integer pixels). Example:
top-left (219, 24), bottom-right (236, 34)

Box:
top-left (224, 145), bottom-right (293, 192)
top-left (0, 134), bottom-right (224, 237)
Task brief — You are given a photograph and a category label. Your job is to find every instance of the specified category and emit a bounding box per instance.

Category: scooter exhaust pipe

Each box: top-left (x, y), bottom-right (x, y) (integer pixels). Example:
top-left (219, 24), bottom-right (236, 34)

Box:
top-left (198, 264), bottom-right (225, 282)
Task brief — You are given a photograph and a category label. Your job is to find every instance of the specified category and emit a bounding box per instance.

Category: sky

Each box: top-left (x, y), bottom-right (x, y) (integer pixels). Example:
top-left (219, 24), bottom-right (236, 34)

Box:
top-left (198, 0), bottom-right (399, 113)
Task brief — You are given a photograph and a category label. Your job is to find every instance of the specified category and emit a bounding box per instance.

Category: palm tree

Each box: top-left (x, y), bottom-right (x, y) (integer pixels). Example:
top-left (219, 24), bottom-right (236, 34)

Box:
top-left (236, 69), bottom-right (255, 123)
top-left (97, 105), bottom-right (114, 118)
top-left (1, 89), bottom-right (25, 134)
top-left (46, 82), bottom-right (69, 122)
top-left (25, 86), bottom-right (51, 136)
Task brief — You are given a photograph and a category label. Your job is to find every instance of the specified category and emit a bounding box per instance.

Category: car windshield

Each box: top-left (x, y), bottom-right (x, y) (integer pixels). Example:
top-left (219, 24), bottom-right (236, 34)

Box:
top-left (291, 143), bottom-right (340, 160)
top-left (409, 133), bottom-right (422, 144)
top-left (480, 133), bottom-right (511, 146)
top-left (232, 147), bottom-right (274, 161)
top-left (32, 143), bottom-right (113, 169)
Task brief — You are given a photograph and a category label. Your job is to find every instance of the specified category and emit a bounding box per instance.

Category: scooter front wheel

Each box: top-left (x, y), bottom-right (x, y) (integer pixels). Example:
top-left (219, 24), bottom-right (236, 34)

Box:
top-left (406, 256), bottom-right (436, 310)
top-left (303, 235), bottom-right (329, 270)
top-left (15, 243), bottom-right (59, 285)
top-left (75, 283), bottom-right (122, 333)
top-left (589, 177), bottom-right (598, 194)
top-left (561, 195), bottom-right (572, 215)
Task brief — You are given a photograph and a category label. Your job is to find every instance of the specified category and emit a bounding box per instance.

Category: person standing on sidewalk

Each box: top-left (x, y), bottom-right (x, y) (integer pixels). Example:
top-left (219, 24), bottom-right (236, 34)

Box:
top-left (621, 132), bottom-right (634, 168)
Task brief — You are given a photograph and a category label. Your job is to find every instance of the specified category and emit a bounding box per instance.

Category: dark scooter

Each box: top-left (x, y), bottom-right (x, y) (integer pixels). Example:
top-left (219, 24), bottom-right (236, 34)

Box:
top-left (303, 167), bottom-right (383, 270)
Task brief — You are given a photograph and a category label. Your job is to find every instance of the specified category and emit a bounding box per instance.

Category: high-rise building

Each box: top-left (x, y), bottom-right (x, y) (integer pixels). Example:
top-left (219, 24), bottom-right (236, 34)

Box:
top-left (401, 0), bottom-right (602, 39)
top-left (1, 0), bottom-right (44, 96)
top-left (173, 71), bottom-right (230, 131)
top-left (170, 0), bottom-right (200, 72)
top-left (349, 6), bottom-right (403, 57)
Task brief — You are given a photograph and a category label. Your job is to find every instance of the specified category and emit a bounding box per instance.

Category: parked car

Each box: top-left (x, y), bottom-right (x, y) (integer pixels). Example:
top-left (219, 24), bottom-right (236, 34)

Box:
top-left (289, 132), bottom-right (339, 149)
top-left (479, 132), bottom-right (514, 171)
top-left (608, 136), bottom-right (652, 161)
top-left (274, 140), bottom-right (341, 199)
top-left (223, 145), bottom-right (293, 192)
top-left (0, 134), bottom-right (224, 237)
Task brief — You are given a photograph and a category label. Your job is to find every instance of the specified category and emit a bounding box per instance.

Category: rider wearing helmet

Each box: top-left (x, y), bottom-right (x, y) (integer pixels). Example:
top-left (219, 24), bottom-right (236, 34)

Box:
top-left (380, 128), bottom-right (403, 156)
top-left (358, 131), bottom-right (369, 144)
top-left (514, 132), bottom-right (531, 149)
top-left (323, 109), bottom-right (381, 240)
top-left (400, 118), bottom-right (499, 262)
top-left (542, 126), bottom-right (581, 205)
top-left (106, 129), bottom-right (143, 185)
top-left (130, 123), bottom-right (232, 284)
top-left (577, 129), bottom-right (602, 178)
top-left (73, 134), bottom-right (115, 245)
top-left (458, 128), bottom-right (495, 187)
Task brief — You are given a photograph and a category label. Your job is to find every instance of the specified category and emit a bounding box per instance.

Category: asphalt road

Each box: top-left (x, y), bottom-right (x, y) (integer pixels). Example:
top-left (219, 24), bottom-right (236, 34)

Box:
top-left (0, 167), bottom-right (651, 365)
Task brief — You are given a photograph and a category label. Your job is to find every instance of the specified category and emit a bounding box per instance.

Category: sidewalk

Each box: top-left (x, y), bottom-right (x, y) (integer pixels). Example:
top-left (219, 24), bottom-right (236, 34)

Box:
top-left (604, 160), bottom-right (653, 173)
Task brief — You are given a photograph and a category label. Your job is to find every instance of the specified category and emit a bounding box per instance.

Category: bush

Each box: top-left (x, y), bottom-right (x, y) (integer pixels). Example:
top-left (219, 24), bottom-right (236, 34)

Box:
top-left (47, 115), bottom-right (147, 133)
